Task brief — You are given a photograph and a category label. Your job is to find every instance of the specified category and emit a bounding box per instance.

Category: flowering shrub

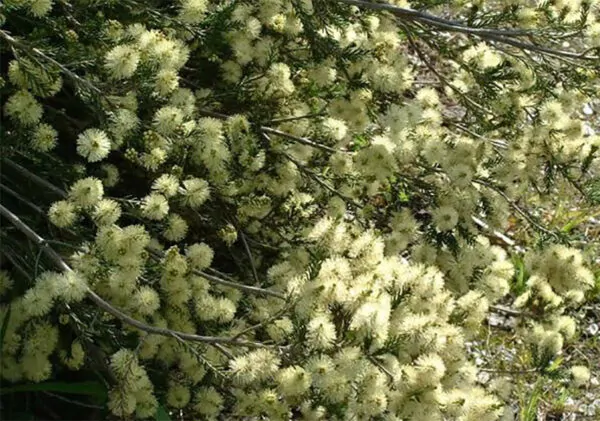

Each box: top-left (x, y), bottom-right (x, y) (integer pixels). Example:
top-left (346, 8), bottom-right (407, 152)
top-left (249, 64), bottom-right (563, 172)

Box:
top-left (1, 0), bottom-right (600, 419)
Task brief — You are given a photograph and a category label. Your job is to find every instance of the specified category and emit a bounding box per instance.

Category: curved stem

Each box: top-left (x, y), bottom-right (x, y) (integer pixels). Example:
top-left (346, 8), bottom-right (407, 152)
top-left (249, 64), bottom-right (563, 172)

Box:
top-left (0, 203), bottom-right (270, 348)
top-left (3, 158), bottom-right (68, 198)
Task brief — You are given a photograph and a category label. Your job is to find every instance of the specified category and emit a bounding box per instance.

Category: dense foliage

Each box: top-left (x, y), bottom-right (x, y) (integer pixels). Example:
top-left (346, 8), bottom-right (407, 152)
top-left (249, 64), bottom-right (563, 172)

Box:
top-left (1, 0), bottom-right (600, 420)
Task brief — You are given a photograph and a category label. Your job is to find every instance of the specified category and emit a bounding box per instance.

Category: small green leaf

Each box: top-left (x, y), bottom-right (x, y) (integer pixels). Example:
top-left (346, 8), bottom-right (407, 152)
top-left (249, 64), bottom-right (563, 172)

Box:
top-left (545, 356), bottom-right (563, 374)
top-left (0, 304), bottom-right (12, 348)
top-left (0, 381), bottom-right (107, 398)
top-left (155, 404), bottom-right (172, 421)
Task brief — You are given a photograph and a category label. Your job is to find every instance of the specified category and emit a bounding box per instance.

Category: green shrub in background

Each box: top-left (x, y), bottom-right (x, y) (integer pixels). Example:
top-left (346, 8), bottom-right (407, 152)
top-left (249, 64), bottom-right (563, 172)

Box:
top-left (1, 0), bottom-right (600, 419)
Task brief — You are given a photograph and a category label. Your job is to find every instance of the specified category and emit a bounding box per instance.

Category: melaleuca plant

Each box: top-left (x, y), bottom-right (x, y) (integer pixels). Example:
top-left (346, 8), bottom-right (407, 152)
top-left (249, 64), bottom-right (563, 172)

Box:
top-left (1, 0), bottom-right (599, 420)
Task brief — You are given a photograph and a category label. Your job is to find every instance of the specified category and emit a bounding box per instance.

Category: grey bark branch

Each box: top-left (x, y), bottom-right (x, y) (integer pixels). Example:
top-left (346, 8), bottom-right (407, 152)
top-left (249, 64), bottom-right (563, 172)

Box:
top-left (338, 0), bottom-right (599, 60)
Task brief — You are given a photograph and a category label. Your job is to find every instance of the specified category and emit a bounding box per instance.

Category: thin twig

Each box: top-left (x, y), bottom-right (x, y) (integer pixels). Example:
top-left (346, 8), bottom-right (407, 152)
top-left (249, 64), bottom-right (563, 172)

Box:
top-left (0, 30), bottom-right (104, 95)
top-left (261, 127), bottom-right (347, 154)
top-left (197, 109), bottom-right (347, 154)
top-left (146, 248), bottom-right (285, 299)
top-left (3, 158), bottom-right (68, 198)
top-left (367, 356), bottom-right (396, 383)
top-left (279, 147), bottom-right (364, 209)
top-left (267, 113), bottom-right (324, 124)
top-left (471, 216), bottom-right (516, 248)
top-left (0, 183), bottom-right (46, 215)
top-left (489, 304), bottom-right (523, 318)
top-left (238, 229), bottom-right (260, 286)
top-left (1, 251), bottom-right (33, 280)
top-left (232, 305), bottom-right (290, 341)
top-left (42, 392), bottom-right (104, 410)
top-left (170, 332), bottom-right (229, 377)
top-left (479, 367), bottom-right (538, 374)
top-left (402, 25), bottom-right (493, 115)
top-left (451, 122), bottom-right (508, 150)
top-left (212, 342), bottom-right (235, 360)
top-left (474, 179), bottom-right (560, 239)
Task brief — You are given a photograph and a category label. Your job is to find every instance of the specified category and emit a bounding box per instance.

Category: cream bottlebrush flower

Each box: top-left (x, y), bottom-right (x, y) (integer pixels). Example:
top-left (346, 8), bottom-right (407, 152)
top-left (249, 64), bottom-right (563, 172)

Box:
top-left (136, 395), bottom-right (159, 418)
top-left (431, 205), bottom-right (459, 231)
top-left (31, 123), bottom-right (58, 152)
top-left (55, 271), bottom-right (87, 302)
top-left (539, 330), bottom-right (564, 359)
top-left (132, 286), bottom-right (161, 316)
top-left (489, 377), bottom-right (513, 401)
top-left (21, 354), bottom-right (52, 382)
top-left (570, 365), bottom-right (590, 387)
top-left (163, 213), bottom-right (188, 242)
top-left (555, 316), bottom-right (576, 340)
top-left (101, 163), bottom-right (120, 187)
top-left (0, 271), bottom-right (14, 297)
top-left (213, 297), bottom-right (236, 323)
top-left (48, 200), bottom-right (77, 228)
top-left (186, 242), bottom-right (214, 270)
top-left (266, 318), bottom-right (294, 342)
top-left (244, 17), bottom-right (262, 39)
top-left (140, 194), bottom-right (169, 220)
top-left (178, 0), bottom-right (208, 24)
top-left (416, 87), bottom-right (440, 107)
top-left (21, 286), bottom-right (54, 319)
top-left (221, 60), bottom-right (243, 83)
top-left (5, 90), bottom-right (43, 126)
top-left (152, 174), bottom-right (180, 197)
top-left (412, 353), bottom-right (447, 387)
top-left (277, 366), bottom-right (312, 397)
top-left (321, 117), bottom-right (348, 142)
top-left (105, 45), bottom-right (140, 79)
top-left (166, 383), bottom-right (191, 408)
top-left (68, 177), bottom-right (104, 207)
top-left (33, 271), bottom-right (65, 300)
top-left (147, 37), bottom-right (189, 71)
top-left (141, 147), bottom-right (167, 171)
top-left (28, 0), bottom-right (53, 17)
top-left (193, 387), bottom-right (224, 417)
top-left (181, 178), bottom-right (210, 208)
top-left (108, 108), bottom-right (139, 144)
top-left (92, 199), bottom-right (122, 226)
top-left (369, 64), bottom-right (400, 93)
top-left (219, 223), bottom-right (238, 246)
top-left (107, 388), bottom-right (136, 417)
top-left (306, 313), bottom-right (337, 349)
top-left (60, 340), bottom-right (85, 370)
top-left (110, 348), bottom-right (141, 381)
top-left (76, 128), bottom-right (111, 162)
top-left (155, 69), bottom-right (179, 97)
top-left (153, 106), bottom-right (184, 136)
top-left (230, 349), bottom-right (281, 385)
top-left (24, 321), bottom-right (59, 355)
top-left (309, 64), bottom-right (337, 87)
top-left (196, 117), bottom-right (224, 142)
top-left (447, 163), bottom-right (474, 189)
top-left (266, 62), bottom-right (295, 96)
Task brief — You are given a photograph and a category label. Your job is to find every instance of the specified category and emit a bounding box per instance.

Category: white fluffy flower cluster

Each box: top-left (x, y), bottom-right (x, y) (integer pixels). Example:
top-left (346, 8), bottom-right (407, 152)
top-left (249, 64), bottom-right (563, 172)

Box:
top-left (108, 349), bottom-right (157, 417)
top-left (221, 219), bottom-right (505, 420)
top-left (513, 246), bottom-right (595, 363)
